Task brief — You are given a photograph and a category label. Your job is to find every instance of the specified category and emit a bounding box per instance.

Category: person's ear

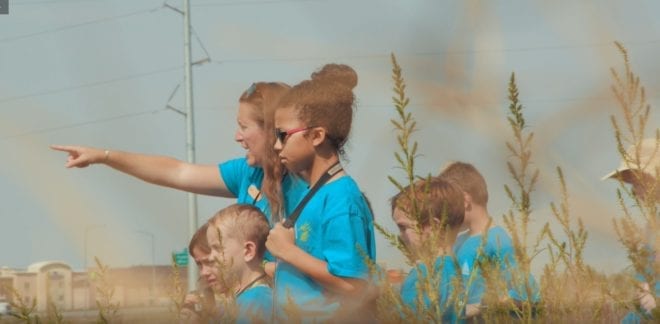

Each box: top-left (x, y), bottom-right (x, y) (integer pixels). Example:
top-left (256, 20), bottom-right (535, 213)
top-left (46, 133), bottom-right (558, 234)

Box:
top-left (422, 218), bottom-right (438, 236)
top-left (310, 127), bottom-right (327, 147)
top-left (463, 192), bottom-right (472, 212)
top-left (244, 241), bottom-right (257, 263)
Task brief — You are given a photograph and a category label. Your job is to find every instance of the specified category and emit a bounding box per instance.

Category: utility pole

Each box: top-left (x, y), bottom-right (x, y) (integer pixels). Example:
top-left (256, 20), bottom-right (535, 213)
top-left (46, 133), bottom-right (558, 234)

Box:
top-left (164, 0), bottom-right (209, 292)
top-left (183, 0), bottom-right (198, 292)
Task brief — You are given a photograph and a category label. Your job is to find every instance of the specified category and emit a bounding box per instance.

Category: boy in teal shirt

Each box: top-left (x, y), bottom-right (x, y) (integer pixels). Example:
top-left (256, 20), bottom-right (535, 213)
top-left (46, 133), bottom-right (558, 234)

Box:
top-left (439, 161), bottom-right (540, 318)
top-left (206, 204), bottom-right (274, 323)
top-left (391, 177), bottom-right (466, 323)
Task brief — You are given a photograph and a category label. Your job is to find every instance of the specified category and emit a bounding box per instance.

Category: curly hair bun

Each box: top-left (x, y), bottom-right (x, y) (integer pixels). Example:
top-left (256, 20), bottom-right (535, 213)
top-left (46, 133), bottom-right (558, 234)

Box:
top-left (311, 63), bottom-right (358, 90)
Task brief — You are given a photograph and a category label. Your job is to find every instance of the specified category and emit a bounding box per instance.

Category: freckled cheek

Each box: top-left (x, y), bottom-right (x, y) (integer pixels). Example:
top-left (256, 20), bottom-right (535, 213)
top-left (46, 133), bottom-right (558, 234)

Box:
top-left (240, 130), bottom-right (251, 142)
top-left (246, 129), bottom-right (265, 148)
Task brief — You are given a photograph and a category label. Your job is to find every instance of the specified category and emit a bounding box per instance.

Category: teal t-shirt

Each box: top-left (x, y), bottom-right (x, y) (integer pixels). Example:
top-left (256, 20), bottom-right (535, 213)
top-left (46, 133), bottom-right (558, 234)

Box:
top-left (219, 157), bottom-right (308, 262)
top-left (273, 175), bottom-right (376, 322)
top-left (453, 226), bottom-right (540, 305)
top-left (236, 285), bottom-right (272, 324)
top-left (400, 255), bottom-right (461, 323)
top-left (219, 157), bottom-right (307, 223)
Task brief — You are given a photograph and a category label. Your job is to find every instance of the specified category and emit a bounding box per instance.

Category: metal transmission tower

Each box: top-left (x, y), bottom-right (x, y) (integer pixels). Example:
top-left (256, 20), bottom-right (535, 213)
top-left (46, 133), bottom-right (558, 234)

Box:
top-left (182, 0), bottom-right (198, 292)
top-left (165, 0), bottom-right (200, 291)
top-left (165, 0), bottom-right (212, 291)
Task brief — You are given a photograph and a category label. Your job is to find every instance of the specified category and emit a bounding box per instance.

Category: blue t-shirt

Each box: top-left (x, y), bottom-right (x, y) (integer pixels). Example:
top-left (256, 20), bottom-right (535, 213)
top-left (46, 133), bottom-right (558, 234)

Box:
top-left (622, 311), bottom-right (650, 324)
top-left (220, 158), bottom-right (308, 261)
top-left (236, 284), bottom-right (272, 324)
top-left (400, 255), bottom-right (461, 323)
top-left (273, 175), bottom-right (376, 322)
top-left (453, 226), bottom-right (540, 305)
top-left (219, 157), bottom-right (308, 224)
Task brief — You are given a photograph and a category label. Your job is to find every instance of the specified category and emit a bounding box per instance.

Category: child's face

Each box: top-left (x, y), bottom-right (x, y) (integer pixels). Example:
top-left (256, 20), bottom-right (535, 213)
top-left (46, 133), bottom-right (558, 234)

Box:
top-left (393, 207), bottom-right (427, 254)
top-left (205, 223), bottom-right (245, 292)
top-left (273, 106), bottom-right (315, 174)
top-left (192, 247), bottom-right (217, 288)
top-left (235, 102), bottom-right (267, 167)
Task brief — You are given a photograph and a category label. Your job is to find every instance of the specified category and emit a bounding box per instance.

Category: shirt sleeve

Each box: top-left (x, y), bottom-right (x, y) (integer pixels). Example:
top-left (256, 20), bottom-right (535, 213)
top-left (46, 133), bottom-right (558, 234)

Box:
top-left (218, 157), bottom-right (249, 197)
top-left (322, 203), bottom-right (371, 280)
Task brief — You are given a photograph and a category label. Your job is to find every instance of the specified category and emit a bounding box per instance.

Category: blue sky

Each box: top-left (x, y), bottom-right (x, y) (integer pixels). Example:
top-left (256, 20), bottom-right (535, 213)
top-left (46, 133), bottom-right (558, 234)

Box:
top-left (1, 0), bottom-right (659, 274)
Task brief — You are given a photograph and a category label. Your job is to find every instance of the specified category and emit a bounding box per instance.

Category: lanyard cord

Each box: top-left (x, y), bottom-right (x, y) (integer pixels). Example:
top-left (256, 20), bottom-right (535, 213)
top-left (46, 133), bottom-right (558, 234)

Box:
top-left (282, 161), bottom-right (343, 229)
top-left (251, 190), bottom-right (262, 205)
top-left (251, 172), bottom-right (290, 206)
top-left (234, 273), bottom-right (268, 298)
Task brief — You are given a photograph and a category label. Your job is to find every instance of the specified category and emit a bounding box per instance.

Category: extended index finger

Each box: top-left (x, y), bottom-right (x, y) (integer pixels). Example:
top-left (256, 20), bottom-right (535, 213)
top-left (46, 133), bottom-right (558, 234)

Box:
top-left (50, 145), bottom-right (77, 153)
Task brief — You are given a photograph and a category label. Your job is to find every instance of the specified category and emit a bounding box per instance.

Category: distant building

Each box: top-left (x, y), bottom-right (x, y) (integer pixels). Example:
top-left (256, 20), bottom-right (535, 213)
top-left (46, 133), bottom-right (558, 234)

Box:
top-left (0, 262), bottom-right (72, 311)
top-left (0, 261), bottom-right (189, 312)
top-left (1, 260), bottom-right (409, 313)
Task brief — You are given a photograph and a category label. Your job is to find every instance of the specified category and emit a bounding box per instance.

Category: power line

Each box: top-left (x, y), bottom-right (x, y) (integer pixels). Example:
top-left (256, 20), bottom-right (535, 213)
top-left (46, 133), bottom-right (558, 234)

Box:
top-left (0, 6), bottom-right (161, 43)
top-left (13, 0), bottom-right (108, 5)
top-left (192, 0), bottom-right (325, 7)
top-left (208, 40), bottom-right (660, 65)
top-left (0, 66), bottom-right (182, 104)
top-left (196, 93), bottom-right (660, 112)
top-left (17, 0), bottom-right (328, 7)
top-left (1, 51), bottom-right (657, 107)
top-left (0, 108), bottom-right (166, 141)
top-left (4, 92), bottom-right (659, 141)
top-left (191, 26), bottom-right (212, 62)
top-left (213, 53), bottom-right (392, 64)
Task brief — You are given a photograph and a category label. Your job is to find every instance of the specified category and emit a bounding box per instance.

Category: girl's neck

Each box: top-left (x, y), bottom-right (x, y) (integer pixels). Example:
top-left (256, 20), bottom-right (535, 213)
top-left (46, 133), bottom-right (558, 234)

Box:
top-left (301, 153), bottom-right (342, 187)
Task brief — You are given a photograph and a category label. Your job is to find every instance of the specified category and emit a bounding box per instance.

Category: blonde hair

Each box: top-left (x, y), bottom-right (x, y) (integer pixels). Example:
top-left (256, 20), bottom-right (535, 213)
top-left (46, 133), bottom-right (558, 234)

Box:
top-left (208, 204), bottom-right (270, 258)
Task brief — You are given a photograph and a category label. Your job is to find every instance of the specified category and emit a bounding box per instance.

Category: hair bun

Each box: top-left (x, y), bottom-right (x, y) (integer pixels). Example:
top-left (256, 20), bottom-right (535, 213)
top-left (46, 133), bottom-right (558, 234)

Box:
top-left (311, 63), bottom-right (358, 90)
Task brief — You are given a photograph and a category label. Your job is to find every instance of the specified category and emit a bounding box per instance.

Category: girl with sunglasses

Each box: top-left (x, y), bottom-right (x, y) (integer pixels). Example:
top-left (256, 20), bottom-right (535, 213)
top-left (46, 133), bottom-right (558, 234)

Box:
top-left (265, 64), bottom-right (376, 322)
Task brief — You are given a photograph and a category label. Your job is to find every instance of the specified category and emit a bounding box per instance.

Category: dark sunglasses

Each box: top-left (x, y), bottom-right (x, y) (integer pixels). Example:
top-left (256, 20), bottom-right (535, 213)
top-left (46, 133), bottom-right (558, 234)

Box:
top-left (245, 83), bottom-right (258, 97)
top-left (275, 127), bottom-right (311, 143)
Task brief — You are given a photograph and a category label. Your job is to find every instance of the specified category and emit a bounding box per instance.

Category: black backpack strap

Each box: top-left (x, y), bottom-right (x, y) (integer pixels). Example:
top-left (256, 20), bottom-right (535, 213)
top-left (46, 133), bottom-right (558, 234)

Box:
top-left (283, 161), bottom-right (343, 228)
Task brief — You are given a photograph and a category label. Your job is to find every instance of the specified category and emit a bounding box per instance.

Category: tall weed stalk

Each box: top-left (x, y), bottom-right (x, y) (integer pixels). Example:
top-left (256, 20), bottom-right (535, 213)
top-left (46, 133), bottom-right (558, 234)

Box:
top-left (499, 72), bottom-right (543, 322)
top-left (373, 53), bottom-right (463, 323)
top-left (91, 257), bottom-right (119, 324)
top-left (609, 41), bottom-right (659, 320)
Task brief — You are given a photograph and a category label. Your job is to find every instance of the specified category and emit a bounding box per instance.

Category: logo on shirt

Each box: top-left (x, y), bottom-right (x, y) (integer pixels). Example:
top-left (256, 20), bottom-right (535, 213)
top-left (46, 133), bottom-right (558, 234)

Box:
top-left (247, 184), bottom-right (262, 202)
top-left (298, 223), bottom-right (311, 243)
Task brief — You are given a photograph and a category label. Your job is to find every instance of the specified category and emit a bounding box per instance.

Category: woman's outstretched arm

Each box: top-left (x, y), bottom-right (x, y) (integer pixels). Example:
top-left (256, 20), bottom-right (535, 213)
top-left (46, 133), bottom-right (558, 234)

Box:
top-left (51, 145), bottom-right (233, 197)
